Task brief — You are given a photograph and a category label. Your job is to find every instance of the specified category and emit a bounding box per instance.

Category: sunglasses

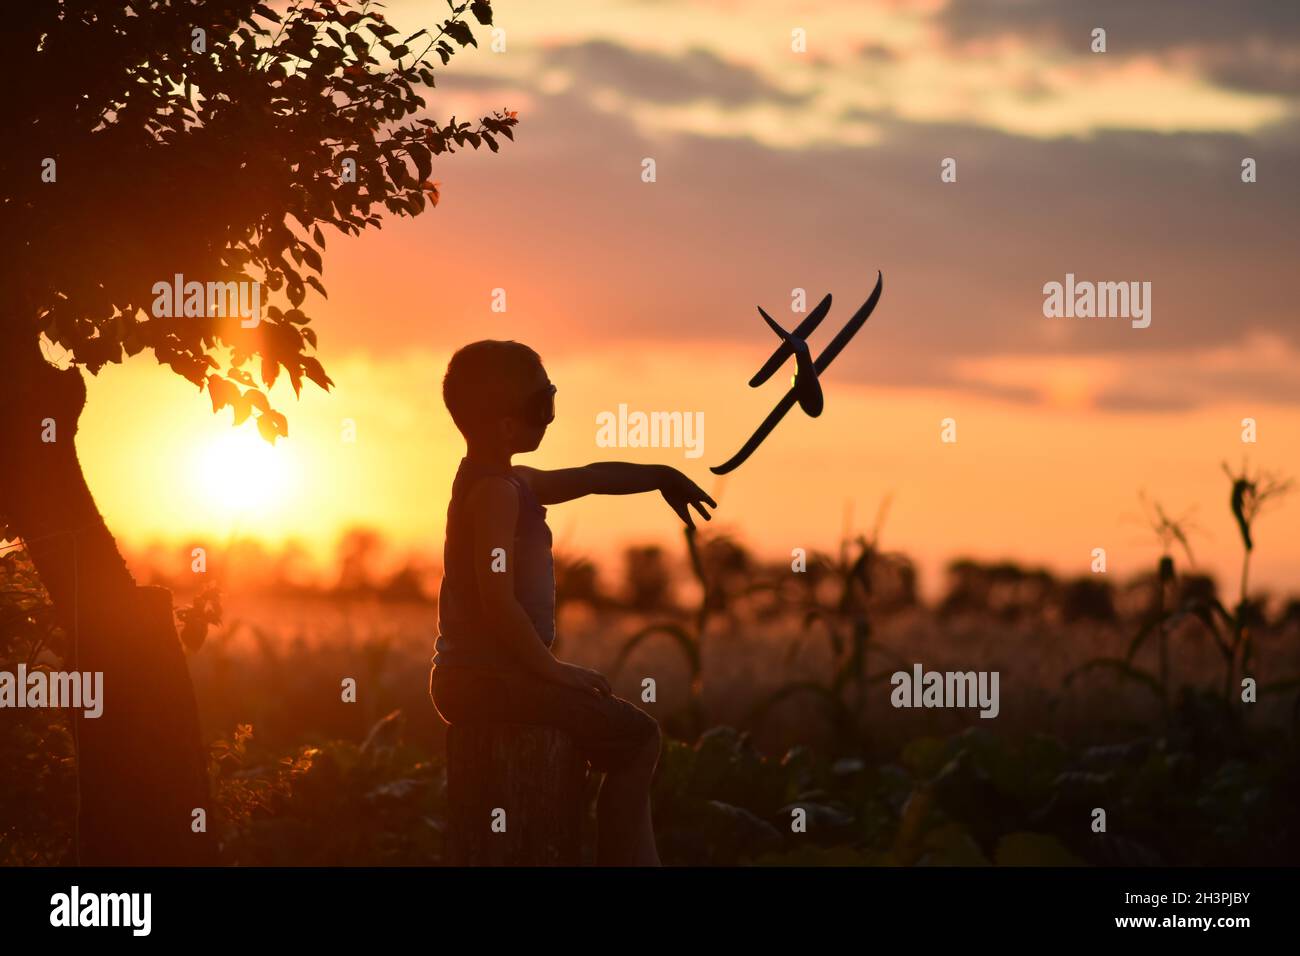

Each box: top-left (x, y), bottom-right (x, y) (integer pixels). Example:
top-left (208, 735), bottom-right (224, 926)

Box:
top-left (511, 383), bottom-right (556, 427)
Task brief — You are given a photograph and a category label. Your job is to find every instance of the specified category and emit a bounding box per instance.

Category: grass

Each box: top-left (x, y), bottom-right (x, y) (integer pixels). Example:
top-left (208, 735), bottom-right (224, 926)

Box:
top-left (3, 462), bottom-right (1299, 866)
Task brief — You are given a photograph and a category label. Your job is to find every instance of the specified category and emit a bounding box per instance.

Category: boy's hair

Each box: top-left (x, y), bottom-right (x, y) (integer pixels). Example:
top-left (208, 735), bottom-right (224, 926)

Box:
top-left (443, 340), bottom-right (544, 437)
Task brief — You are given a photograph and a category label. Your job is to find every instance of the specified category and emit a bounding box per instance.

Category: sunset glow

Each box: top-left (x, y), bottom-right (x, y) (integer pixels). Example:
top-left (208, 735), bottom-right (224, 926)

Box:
top-left (8, 0), bottom-right (1300, 883)
top-left (59, 0), bottom-right (1300, 598)
top-left (191, 427), bottom-right (297, 523)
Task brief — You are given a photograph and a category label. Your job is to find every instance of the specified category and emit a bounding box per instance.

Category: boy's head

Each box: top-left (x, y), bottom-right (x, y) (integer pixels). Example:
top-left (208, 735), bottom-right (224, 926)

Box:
top-left (443, 340), bottom-right (555, 453)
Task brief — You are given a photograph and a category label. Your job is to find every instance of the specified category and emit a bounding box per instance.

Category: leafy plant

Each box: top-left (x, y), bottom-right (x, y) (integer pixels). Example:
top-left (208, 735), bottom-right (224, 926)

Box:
top-left (750, 498), bottom-right (907, 751)
top-left (611, 526), bottom-right (715, 736)
top-left (1068, 464), bottom-right (1293, 709)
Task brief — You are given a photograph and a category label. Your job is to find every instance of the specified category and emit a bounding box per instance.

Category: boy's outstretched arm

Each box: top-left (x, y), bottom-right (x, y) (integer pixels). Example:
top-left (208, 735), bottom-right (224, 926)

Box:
top-left (468, 477), bottom-right (611, 696)
top-left (514, 462), bottom-right (717, 527)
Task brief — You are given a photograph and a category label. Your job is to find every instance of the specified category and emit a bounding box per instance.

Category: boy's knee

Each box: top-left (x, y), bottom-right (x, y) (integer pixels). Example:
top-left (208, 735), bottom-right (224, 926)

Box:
top-left (637, 714), bottom-right (661, 759)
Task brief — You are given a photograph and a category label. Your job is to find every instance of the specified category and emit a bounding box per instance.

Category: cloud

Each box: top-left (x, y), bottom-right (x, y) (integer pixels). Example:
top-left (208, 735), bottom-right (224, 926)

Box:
top-left (441, 12), bottom-right (1291, 144)
top-left (857, 42), bottom-right (900, 63)
top-left (1198, 45), bottom-right (1300, 96)
top-left (940, 0), bottom-right (1300, 49)
top-left (538, 39), bottom-right (810, 107)
top-left (939, 0), bottom-right (1300, 96)
top-left (949, 334), bottom-right (1300, 413)
top-left (317, 37), bottom-right (1300, 414)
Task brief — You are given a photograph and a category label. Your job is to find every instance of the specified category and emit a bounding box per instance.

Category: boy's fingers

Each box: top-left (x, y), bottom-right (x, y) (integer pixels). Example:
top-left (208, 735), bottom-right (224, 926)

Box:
top-left (689, 483), bottom-right (716, 507)
top-left (675, 502), bottom-right (695, 528)
top-left (691, 500), bottom-right (712, 521)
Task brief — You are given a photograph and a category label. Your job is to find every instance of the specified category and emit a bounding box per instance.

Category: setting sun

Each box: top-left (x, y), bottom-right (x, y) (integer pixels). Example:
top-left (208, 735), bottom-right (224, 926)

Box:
top-left (192, 427), bottom-right (296, 523)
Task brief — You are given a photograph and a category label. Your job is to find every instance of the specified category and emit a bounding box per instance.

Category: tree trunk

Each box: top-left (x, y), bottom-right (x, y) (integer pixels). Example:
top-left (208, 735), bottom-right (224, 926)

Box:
top-left (0, 337), bottom-right (215, 865)
top-left (446, 723), bottom-right (588, 866)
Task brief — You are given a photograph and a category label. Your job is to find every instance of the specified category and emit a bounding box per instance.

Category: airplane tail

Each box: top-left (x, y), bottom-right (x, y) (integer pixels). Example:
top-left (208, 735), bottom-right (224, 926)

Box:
top-left (748, 293), bottom-right (832, 387)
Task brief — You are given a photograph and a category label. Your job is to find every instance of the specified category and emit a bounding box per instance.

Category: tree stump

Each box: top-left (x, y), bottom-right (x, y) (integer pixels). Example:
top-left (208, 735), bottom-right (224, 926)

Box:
top-left (446, 723), bottom-right (588, 866)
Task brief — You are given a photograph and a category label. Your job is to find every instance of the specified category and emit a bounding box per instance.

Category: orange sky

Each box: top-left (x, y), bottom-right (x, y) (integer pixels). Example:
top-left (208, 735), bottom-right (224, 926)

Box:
top-left (79, 338), bottom-right (1300, 598)
top-left (73, 0), bottom-right (1300, 598)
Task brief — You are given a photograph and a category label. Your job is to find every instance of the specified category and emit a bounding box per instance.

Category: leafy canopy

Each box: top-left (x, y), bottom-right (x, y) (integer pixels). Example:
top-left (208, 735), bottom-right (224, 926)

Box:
top-left (3, 0), bottom-right (516, 441)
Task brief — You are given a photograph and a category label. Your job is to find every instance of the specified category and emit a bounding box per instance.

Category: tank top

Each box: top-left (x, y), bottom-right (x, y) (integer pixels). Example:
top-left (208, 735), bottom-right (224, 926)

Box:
top-left (433, 457), bottom-right (556, 669)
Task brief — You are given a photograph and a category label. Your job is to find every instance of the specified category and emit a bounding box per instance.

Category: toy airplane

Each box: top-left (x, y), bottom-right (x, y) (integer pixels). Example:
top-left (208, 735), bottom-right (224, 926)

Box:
top-left (753, 296), bottom-right (828, 417)
top-left (711, 271), bottom-right (883, 475)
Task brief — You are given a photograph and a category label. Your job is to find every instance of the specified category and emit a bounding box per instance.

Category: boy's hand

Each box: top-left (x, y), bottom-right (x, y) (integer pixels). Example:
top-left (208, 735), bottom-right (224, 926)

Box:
top-left (549, 660), bottom-right (612, 697)
top-left (658, 468), bottom-right (717, 529)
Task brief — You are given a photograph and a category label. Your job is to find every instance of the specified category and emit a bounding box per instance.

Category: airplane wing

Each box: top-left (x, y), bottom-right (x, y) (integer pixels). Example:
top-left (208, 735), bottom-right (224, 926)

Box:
top-left (710, 387), bottom-right (800, 475)
top-left (811, 271), bottom-right (881, 375)
top-left (748, 293), bottom-right (833, 387)
top-left (712, 272), bottom-right (882, 475)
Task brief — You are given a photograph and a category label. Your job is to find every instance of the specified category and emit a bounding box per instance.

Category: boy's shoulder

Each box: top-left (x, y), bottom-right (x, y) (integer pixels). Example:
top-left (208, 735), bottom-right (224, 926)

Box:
top-left (508, 464), bottom-right (540, 488)
top-left (454, 457), bottom-right (520, 495)
top-left (465, 473), bottom-right (519, 511)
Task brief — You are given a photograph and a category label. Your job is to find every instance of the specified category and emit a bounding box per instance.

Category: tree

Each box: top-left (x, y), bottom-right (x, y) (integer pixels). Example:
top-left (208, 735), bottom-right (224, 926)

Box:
top-left (0, 0), bottom-right (515, 863)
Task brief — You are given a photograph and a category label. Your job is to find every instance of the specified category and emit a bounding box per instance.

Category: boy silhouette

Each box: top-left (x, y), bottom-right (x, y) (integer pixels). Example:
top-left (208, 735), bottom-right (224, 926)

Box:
top-left (430, 340), bottom-right (716, 866)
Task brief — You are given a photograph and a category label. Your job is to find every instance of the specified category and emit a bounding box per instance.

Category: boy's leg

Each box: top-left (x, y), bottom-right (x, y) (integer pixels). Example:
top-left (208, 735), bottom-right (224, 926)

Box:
top-left (596, 726), bottom-right (661, 866)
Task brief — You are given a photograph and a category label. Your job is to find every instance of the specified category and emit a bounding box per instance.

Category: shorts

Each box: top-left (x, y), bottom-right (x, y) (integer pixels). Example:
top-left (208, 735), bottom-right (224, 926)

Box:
top-left (429, 665), bottom-right (660, 774)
